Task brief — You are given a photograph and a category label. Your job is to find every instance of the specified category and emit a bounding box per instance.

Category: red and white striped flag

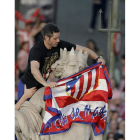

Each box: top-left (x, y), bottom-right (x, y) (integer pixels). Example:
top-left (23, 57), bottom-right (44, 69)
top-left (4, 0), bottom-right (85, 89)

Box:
top-left (40, 62), bottom-right (112, 136)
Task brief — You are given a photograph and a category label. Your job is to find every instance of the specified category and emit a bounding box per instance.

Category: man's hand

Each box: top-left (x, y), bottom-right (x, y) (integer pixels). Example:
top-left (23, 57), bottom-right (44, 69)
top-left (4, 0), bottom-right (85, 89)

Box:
top-left (15, 103), bottom-right (21, 110)
top-left (24, 85), bottom-right (37, 99)
top-left (15, 85), bottom-right (37, 110)
top-left (76, 45), bottom-right (106, 66)
top-left (97, 57), bottom-right (106, 66)
top-left (44, 82), bottom-right (57, 88)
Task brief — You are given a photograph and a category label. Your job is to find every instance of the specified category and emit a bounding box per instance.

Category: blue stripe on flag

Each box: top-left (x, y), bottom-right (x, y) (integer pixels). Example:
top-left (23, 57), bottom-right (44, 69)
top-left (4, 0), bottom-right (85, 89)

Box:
top-left (40, 113), bottom-right (62, 135)
top-left (44, 94), bottom-right (52, 100)
top-left (103, 66), bottom-right (112, 99)
top-left (40, 106), bottom-right (62, 134)
top-left (44, 88), bottom-right (52, 101)
top-left (92, 124), bottom-right (104, 136)
top-left (40, 121), bottom-right (100, 136)
top-left (47, 106), bottom-right (61, 114)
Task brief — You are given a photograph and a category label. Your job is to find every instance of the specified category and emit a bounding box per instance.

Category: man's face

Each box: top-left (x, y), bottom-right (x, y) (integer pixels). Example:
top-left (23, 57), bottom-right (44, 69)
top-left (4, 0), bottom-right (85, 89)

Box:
top-left (87, 42), bottom-right (95, 51)
top-left (46, 32), bottom-right (60, 47)
top-left (25, 24), bottom-right (32, 32)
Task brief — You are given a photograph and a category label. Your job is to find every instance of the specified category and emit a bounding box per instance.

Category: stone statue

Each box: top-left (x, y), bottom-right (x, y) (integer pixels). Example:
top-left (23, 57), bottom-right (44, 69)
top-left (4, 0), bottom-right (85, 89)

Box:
top-left (15, 87), bottom-right (48, 140)
top-left (51, 47), bottom-right (89, 79)
top-left (15, 48), bottom-right (103, 140)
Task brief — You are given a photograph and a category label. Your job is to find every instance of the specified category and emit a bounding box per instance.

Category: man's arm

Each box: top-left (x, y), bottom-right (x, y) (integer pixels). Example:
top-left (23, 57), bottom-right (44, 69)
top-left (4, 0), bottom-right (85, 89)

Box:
top-left (30, 23), bottom-right (46, 37)
top-left (32, 16), bottom-right (40, 30)
top-left (75, 45), bottom-right (105, 65)
top-left (31, 61), bottom-right (57, 87)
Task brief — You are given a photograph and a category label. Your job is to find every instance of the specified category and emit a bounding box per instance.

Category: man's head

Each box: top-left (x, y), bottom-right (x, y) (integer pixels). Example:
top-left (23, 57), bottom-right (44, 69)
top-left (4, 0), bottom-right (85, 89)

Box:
top-left (119, 120), bottom-right (125, 132)
top-left (25, 22), bottom-right (32, 32)
top-left (110, 119), bottom-right (117, 131)
top-left (86, 39), bottom-right (98, 52)
top-left (42, 23), bottom-right (60, 48)
top-left (20, 42), bottom-right (29, 51)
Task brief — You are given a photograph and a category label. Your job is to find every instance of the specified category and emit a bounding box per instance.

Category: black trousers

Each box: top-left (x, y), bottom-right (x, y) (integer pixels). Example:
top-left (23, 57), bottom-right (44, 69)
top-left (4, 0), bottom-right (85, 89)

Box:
top-left (90, 0), bottom-right (107, 29)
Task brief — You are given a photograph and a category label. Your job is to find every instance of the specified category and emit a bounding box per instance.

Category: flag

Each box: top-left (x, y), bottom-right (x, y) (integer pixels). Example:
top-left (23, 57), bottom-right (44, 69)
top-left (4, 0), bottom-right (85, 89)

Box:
top-left (40, 62), bottom-right (112, 136)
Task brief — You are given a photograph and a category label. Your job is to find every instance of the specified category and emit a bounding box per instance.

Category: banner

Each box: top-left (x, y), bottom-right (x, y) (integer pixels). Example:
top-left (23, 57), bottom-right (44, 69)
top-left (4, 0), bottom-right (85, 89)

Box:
top-left (19, 0), bottom-right (57, 23)
top-left (40, 62), bottom-right (112, 136)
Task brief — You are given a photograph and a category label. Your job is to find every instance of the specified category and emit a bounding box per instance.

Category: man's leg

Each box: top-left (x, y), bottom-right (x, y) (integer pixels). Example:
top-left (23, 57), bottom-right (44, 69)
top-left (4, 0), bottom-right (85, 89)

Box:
top-left (101, 0), bottom-right (107, 28)
top-left (17, 79), bottom-right (24, 102)
top-left (90, 4), bottom-right (100, 29)
top-left (17, 79), bottom-right (31, 102)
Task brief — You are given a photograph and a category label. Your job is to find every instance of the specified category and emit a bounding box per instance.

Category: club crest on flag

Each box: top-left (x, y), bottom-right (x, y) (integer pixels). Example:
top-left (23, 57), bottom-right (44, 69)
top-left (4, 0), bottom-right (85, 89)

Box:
top-left (65, 74), bottom-right (83, 101)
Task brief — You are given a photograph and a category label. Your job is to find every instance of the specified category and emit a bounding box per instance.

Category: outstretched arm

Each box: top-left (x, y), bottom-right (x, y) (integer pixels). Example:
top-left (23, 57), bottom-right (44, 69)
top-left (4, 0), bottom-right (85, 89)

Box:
top-left (32, 16), bottom-right (40, 29)
top-left (30, 22), bottom-right (46, 37)
top-left (75, 45), bottom-right (105, 65)
top-left (31, 61), bottom-right (57, 87)
top-left (15, 85), bottom-right (37, 110)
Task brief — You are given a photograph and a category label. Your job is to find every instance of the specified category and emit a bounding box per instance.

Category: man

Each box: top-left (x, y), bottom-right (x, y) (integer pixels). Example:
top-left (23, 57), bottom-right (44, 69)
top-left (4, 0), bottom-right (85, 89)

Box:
top-left (88, 0), bottom-right (107, 33)
top-left (17, 23), bottom-right (105, 108)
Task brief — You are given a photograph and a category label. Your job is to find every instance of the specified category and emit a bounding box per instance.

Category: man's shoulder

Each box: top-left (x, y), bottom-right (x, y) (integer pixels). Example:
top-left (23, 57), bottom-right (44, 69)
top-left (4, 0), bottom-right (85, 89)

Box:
top-left (34, 40), bottom-right (44, 47)
top-left (58, 40), bottom-right (74, 46)
top-left (59, 40), bottom-right (69, 43)
top-left (30, 40), bottom-right (44, 51)
top-left (57, 40), bottom-right (76, 50)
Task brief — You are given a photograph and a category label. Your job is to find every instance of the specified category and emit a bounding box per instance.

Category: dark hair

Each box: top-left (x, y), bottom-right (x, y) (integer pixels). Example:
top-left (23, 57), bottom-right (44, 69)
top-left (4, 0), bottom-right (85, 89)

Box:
top-left (42, 23), bottom-right (59, 39)
top-left (118, 135), bottom-right (125, 139)
top-left (121, 54), bottom-right (125, 60)
top-left (86, 39), bottom-right (99, 52)
top-left (20, 42), bottom-right (29, 50)
top-left (107, 132), bottom-right (115, 140)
